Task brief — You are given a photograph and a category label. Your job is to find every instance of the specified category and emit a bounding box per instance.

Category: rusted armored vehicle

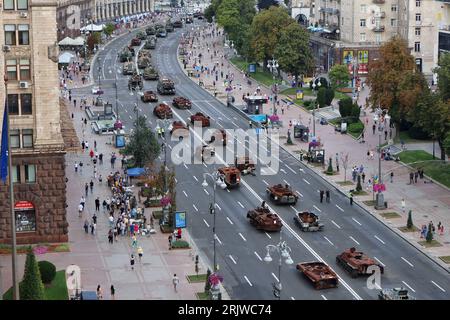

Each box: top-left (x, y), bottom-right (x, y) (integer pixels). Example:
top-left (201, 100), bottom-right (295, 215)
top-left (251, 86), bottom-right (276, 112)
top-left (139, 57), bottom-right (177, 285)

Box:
top-left (172, 96), bottom-right (192, 109)
top-left (234, 156), bottom-right (256, 176)
top-left (157, 78), bottom-right (175, 95)
top-left (130, 37), bottom-right (141, 46)
top-left (165, 23), bottom-right (174, 32)
top-left (170, 121), bottom-right (189, 137)
top-left (195, 144), bottom-right (215, 162)
top-left (146, 26), bottom-right (156, 35)
top-left (143, 66), bottom-right (159, 80)
top-left (246, 205), bottom-right (282, 232)
top-left (119, 49), bottom-right (132, 62)
top-left (138, 49), bottom-right (151, 58)
top-left (379, 287), bottom-right (415, 300)
top-left (141, 90), bottom-right (158, 103)
top-left (296, 262), bottom-right (339, 290)
top-left (138, 56), bottom-right (152, 69)
top-left (293, 211), bottom-right (324, 232)
top-left (208, 129), bottom-right (227, 146)
top-left (173, 20), bottom-right (183, 28)
top-left (336, 247), bottom-right (385, 278)
top-left (122, 62), bottom-right (136, 75)
top-left (144, 39), bottom-right (156, 50)
top-left (153, 103), bottom-right (173, 119)
top-left (128, 73), bottom-right (143, 91)
top-left (266, 184), bottom-right (298, 205)
top-left (136, 31), bottom-right (146, 40)
top-left (190, 112), bottom-right (210, 127)
top-left (217, 167), bottom-right (240, 188)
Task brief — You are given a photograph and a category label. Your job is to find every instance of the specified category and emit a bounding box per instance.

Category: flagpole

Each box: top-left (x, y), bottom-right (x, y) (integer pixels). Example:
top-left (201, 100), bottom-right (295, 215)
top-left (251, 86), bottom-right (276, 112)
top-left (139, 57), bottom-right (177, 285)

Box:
top-left (4, 76), bottom-right (19, 300)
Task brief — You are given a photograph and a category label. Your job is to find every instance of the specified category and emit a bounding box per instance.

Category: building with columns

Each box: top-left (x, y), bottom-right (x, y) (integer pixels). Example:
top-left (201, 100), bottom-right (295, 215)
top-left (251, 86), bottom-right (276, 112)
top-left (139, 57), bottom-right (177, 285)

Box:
top-left (1, 0), bottom-right (68, 244)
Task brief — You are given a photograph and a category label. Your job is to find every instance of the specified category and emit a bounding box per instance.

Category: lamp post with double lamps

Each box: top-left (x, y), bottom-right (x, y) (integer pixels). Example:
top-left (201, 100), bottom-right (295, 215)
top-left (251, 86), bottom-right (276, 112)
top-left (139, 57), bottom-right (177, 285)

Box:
top-left (374, 108), bottom-right (389, 210)
top-left (201, 171), bottom-right (227, 273)
top-left (263, 234), bottom-right (294, 300)
top-left (311, 78), bottom-right (321, 137)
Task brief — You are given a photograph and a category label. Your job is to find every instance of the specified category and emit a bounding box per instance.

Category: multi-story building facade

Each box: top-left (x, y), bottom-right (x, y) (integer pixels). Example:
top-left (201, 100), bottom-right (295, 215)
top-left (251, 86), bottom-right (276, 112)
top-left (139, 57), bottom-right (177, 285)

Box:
top-left (0, 0), bottom-right (68, 244)
top-left (437, 0), bottom-right (450, 58)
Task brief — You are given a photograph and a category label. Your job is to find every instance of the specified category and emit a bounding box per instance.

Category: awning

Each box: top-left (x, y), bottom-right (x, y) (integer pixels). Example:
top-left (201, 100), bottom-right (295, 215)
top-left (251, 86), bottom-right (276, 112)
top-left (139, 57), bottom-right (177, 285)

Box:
top-left (127, 167), bottom-right (146, 177)
top-left (80, 24), bottom-right (105, 32)
top-left (58, 52), bottom-right (75, 64)
top-left (58, 37), bottom-right (84, 46)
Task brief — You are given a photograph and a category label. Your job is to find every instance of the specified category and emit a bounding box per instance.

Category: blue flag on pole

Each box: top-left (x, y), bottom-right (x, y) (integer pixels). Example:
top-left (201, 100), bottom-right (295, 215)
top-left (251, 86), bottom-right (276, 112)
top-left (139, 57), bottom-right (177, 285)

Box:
top-left (0, 102), bottom-right (9, 183)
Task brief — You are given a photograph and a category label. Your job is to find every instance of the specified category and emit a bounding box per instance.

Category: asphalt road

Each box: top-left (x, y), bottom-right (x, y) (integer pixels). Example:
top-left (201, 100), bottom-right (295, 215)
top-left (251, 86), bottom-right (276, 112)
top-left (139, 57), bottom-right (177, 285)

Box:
top-left (75, 16), bottom-right (450, 300)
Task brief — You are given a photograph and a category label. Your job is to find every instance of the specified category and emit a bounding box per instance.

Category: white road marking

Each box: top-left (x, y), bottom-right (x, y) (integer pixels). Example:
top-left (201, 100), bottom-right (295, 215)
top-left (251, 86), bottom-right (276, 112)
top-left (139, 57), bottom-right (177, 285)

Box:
top-left (237, 201), bottom-right (244, 208)
top-left (203, 219), bottom-right (210, 227)
top-left (238, 233), bottom-right (247, 242)
top-left (229, 255), bottom-right (237, 264)
top-left (215, 235), bottom-right (222, 245)
top-left (226, 217), bottom-right (233, 225)
top-left (215, 203), bottom-right (222, 211)
top-left (401, 257), bottom-right (414, 268)
top-left (244, 275), bottom-right (253, 287)
top-left (125, 109), bottom-right (128, 113)
top-left (283, 179), bottom-right (289, 185)
top-left (373, 257), bottom-right (386, 267)
top-left (431, 281), bottom-right (446, 292)
top-left (349, 236), bottom-right (360, 245)
top-left (174, 178), bottom-right (177, 183)
top-left (374, 235), bottom-right (385, 245)
top-left (336, 205), bottom-right (344, 212)
top-left (144, 114), bottom-right (147, 118)
top-left (265, 232), bottom-right (272, 239)
top-left (226, 189), bottom-right (230, 193)
top-left (203, 163), bottom-right (207, 168)
top-left (129, 115), bottom-right (132, 119)
top-left (352, 218), bottom-right (362, 226)
top-left (183, 190), bottom-right (188, 197)
top-left (271, 273), bottom-right (279, 282)
top-left (193, 175), bottom-right (198, 182)
top-left (262, 180), bottom-right (269, 186)
top-left (192, 204), bottom-right (198, 212)
top-left (204, 189), bottom-right (209, 195)
top-left (231, 121), bottom-right (238, 127)
top-left (285, 165), bottom-right (296, 174)
top-left (321, 295), bottom-right (327, 300)
top-left (296, 191), bottom-right (304, 197)
top-left (313, 205), bottom-right (322, 212)
top-left (303, 178), bottom-right (311, 185)
top-left (323, 236), bottom-right (334, 246)
top-left (254, 251), bottom-right (262, 261)
top-left (402, 281), bottom-right (416, 293)
top-left (183, 163), bottom-right (188, 169)
top-left (290, 205), bottom-right (297, 213)
top-left (331, 220), bottom-right (341, 229)
top-left (291, 297), bottom-right (295, 300)
top-left (280, 168), bottom-right (287, 174)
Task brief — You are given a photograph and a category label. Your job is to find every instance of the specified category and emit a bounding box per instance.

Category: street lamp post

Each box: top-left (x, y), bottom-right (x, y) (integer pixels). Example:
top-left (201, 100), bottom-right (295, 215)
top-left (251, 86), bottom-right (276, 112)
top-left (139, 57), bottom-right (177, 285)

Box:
top-left (267, 57), bottom-right (279, 82)
top-left (311, 78), bottom-right (321, 137)
top-left (263, 234), bottom-right (294, 300)
top-left (375, 110), bottom-right (389, 210)
top-left (201, 172), bottom-right (227, 272)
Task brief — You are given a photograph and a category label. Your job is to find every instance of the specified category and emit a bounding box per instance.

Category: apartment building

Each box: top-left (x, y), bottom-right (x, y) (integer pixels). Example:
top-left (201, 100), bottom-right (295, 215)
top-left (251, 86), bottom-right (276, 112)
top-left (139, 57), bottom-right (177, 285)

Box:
top-left (438, 1), bottom-right (450, 58)
top-left (0, 0), bottom-right (68, 244)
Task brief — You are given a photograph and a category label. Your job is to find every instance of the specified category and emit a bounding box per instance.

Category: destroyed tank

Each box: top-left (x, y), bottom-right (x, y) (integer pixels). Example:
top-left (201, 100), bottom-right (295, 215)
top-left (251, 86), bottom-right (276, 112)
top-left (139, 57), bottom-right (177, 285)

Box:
top-left (195, 144), bottom-right (215, 162)
top-left (208, 129), bottom-right (227, 146)
top-left (217, 167), bottom-right (240, 188)
top-left (138, 49), bottom-right (151, 58)
top-left (141, 90), bottom-right (158, 103)
top-left (128, 73), bottom-right (143, 91)
top-left (157, 78), bottom-right (175, 95)
top-left (144, 39), bottom-right (156, 49)
top-left (246, 206), bottom-right (282, 232)
top-left (173, 20), bottom-right (183, 28)
top-left (143, 66), bottom-right (159, 80)
top-left (130, 37), bottom-right (141, 46)
top-left (136, 31), bottom-right (146, 40)
top-left (170, 121), bottom-right (189, 137)
top-left (234, 156), bottom-right (256, 176)
top-left (146, 26), bottom-right (156, 35)
top-left (165, 23), bottom-right (174, 32)
top-left (293, 211), bottom-right (324, 232)
top-left (266, 184), bottom-right (298, 205)
top-left (118, 49), bottom-right (132, 62)
top-left (172, 96), bottom-right (192, 109)
top-left (378, 287), bottom-right (415, 300)
top-left (296, 262), bottom-right (339, 290)
top-left (122, 62), bottom-right (136, 75)
top-left (336, 247), bottom-right (385, 278)
top-left (190, 112), bottom-right (210, 127)
top-left (153, 103), bottom-right (173, 119)
top-left (138, 56), bottom-right (152, 69)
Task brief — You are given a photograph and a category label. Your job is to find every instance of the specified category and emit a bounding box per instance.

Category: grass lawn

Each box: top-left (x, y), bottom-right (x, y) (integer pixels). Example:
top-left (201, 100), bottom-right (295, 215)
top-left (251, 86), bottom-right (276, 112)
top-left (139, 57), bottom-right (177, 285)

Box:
top-left (363, 200), bottom-right (376, 206)
top-left (418, 240), bottom-right (443, 248)
top-left (395, 130), bottom-right (432, 144)
top-left (397, 150), bottom-right (450, 188)
top-left (3, 270), bottom-right (68, 300)
top-left (337, 181), bottom-right (354, 186)
top-left (152, 210), bottom-right (163, 219)
top-left (380, 212), bottom-right (402, 219)
top-left (196, 292), bottom-right (209, 300)
top-left (398, 225), bottom-right (420, 232)
top-left (280, 87), bottom-right (314, 96)
top-left (229, 57), bottom-right (278, 87)
top-left (439, 256), bottom-right (450, 264)
top-left (187, 274), bottom-right (207, 283)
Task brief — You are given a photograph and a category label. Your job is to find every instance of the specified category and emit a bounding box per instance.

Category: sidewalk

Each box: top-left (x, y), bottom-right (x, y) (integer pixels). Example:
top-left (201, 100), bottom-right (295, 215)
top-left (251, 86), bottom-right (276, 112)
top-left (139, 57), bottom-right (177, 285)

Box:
top-left (179, 24), bottom-right (450, 268)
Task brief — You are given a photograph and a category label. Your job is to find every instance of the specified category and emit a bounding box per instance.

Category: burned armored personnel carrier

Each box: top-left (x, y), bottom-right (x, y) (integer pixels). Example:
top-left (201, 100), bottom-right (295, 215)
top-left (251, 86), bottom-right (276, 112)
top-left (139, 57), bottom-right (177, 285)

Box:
top-left (136, 31), bottom-right (146, 40)
top-left (378, 287), bottom-right (414, 300)
top-left (336, 247), bottom-right (385, 278)
top-left (130, 37), bottom-right (141, 46)
top-left (153, 103), bottom-right (173, 119)
top-left (266, 184), bottom-right (298, 205)
top-left (173, 20), bottom-right (183, 28)
top-left (157, 78), bottom-right (175, 95)
top-left (246, 205), bottom-right (282, 232)
top-left (141, 90), bottom-right (158, 103)
top-left (293, 211), bottom-right (324, 232)
top-left (118, 48), bottom-right (132, 62)
top-left (217, 167), bottom-right (240, 188)
top-left (123, 62), bottom-right (136, 75)
top-left (172, 96), bottom-right (192, 109)
top-left (143, 66), bottom-right (159, 80)
top-left (190, 112), bottom-right (210, 127)
top-left (137, 56), bottom-right (152, 69)
top-left (146, 26), bottom-right (156, 35)
top-left (296, 262), bottom-right (339, 290)
top-left (170, 121), bottom-right (189, 137)
top-left (208, 129), bottom-right (227, 146)
top-left (128, 73), bottom-right (143, 91)
top-left (234, 156), bottom-right (256, 176)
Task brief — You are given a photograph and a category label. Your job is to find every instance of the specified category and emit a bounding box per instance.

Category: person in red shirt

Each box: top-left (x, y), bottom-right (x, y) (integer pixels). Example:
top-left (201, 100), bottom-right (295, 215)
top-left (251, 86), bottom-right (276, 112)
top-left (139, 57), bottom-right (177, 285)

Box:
top-left (177, 228), bottom-right (182, 240)
top-left (89, 149), bottom-right (94, 159)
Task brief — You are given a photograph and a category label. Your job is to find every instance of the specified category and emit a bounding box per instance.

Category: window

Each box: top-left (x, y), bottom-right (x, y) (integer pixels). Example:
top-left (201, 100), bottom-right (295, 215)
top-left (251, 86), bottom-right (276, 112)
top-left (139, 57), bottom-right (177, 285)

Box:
top-left (414, 42), bottom-right (421, 52)
top-left (391, 5), bottom-right (397, 12)
top-left (10, 129), bottom-right (20, 148)
top-left (360, 19), bottom-right (366, 27)
top-left (376, 34), bottom-right (382, 43)
top-left (12, 165), bottom-right (21, 183)
top-left (391, 19), bottom-right (397, 27)
top-left (8, 94), bottom-right (19, 115)
top-left (360, 4), bottom-right (366, 13)
top-left (19, 58), bottom-right (30, 80)
top-left (4, 0), bottom-right (14, 10)
top-left (415, 27), bottom-right (421, 36)
top-left (18, 25), bottom-right (29, 45)
top-left (6, 59), bottom-right (17, 80)
top-left (416, 14), bottom-right (421, 22)
top-left (17, 0), bottom-right (28, 10)
top-left (360, 33), bottom-right (366, 42)
top-left (416, 0), bottom-right (421, 7)
top-left (22, 129), bottom-right (33, 148)
top-left (20, 94), bottom-right (32, 115)
top-left (24, 164), bottom-right (36, 183)
top-left (5, 24), bottom-right (16, 45)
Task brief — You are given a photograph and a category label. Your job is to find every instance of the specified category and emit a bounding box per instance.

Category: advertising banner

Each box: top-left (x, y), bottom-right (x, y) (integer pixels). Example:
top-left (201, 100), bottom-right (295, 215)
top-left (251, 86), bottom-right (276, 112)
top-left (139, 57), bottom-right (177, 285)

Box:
top-left (357, 50), bottom-right (369, 74)
top-left (343, 50), bottom-right (354, 74)
top-left (175, 211), bottom-right (187, 228)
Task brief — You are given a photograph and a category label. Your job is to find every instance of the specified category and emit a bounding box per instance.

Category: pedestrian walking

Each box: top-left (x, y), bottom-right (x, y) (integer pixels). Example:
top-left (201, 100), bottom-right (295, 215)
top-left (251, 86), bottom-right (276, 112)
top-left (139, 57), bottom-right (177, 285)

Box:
top-left (168, 234), bottom-right (173, 249)
top-left (325, 190), bottom-right (330, 203)
top-left (96, 285), bottom-right (103, 300)
top-left (349, 193), bottom-right (353, 206)
top-left (372, 124), bottom-right (376, 135)
top-left (102, 199), bottom-right (107, 213)
top-left (78, 203), bottom-right (84, 217)
top-left (137, 246), bottom-right (143, 262)
top-left (90, 223), bottom-right (95, 235)
top-left (98, 174), bottom-right (103, 185)
top-left (390, 172), bottom-right (394, 183)
top-left (319, 190), bottom-right (324, 203)
top-left (409, 172), bottom-right (414, 184)
top-left (361, 172), bottom-right (366, 184)
top-left (85, 183), bottom-right (89, 196)
top-left (401, 198), bottom-right (406, 213)
top-left (172, 274), bottom-right (179, 292)
top-left (131, 235), bottom-right (137, 248)
top-left (108, 229), bottom-right (114, 244)
top-left (83, 219), bottom-right (89, 233)
top-left (74, 163), bottom-right (78, 172)
top-left (79, 161), bottom-right (83, 173)
top-left (414, 171), bottom-right (418, 183)
top-left (130, 254), bottom-right (135, 270)
top-left (110, 285), bottom-right (115, 300)
top-left (90, 180), bottom-right (94, 193)
top-left (95, 197), bottom-right (100, 211)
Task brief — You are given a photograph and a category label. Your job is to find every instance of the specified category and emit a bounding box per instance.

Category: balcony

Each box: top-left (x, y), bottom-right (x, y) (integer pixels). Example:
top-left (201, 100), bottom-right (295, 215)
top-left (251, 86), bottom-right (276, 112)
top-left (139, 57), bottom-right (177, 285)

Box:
top-left (373, 25), bottom-right (385, 32)
top-left (372, 0), bottom-right (386, 4)
top-left (319, 7), bottom-right (340, 15)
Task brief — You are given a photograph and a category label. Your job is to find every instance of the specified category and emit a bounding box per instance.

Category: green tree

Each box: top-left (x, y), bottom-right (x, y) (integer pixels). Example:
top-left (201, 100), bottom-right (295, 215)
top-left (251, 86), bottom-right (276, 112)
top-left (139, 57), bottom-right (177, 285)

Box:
top-left (274, 22), bottom-right (313, 84)
top-left (19, 251), bottom-right (45, 300)
top-left (338, 97), bottom-right (353, 117)
top-left (434, 53), bottom-right (450, 102)
top-left (120, 116), bottom-right (160, 167)
top-left (327, 157), bottom-right (333, 174)
top-left (103, 23), bottom-right (115, 36)
top-left (426, 223), bottom-right (433, 243)
top-left (406, 210), bottom-right (413, 229)
top-left (317, 87), bottom-right (327, 108)
top-left (87, 32), bottom-right (101, 52)
top-left (324, 88), bottom-right (335, 106)
top-left (329, 64), bottom-right (350, 90)
top-left (356, 175), bottom-right (362, 192)
top-left (444, 133), bottom-right (450, 157)
top-left (250, 6), bottom-right (294, 69)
